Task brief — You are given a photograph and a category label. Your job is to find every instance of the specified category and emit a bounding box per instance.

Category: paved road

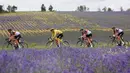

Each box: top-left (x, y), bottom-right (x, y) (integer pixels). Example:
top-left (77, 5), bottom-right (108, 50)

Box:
top-left (0, 31), bottom-right (129, 45)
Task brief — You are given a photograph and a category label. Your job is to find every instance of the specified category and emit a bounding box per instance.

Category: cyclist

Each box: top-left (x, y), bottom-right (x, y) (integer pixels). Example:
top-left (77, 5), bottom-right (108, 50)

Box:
top-left (7, 29), bottom-right (22, 47)
top-left (50, 28), bottom-right (63, 47)
top-left (112, 27), bottom-right (124, 45)
top-left (80, 28), bottom-right (93, 47)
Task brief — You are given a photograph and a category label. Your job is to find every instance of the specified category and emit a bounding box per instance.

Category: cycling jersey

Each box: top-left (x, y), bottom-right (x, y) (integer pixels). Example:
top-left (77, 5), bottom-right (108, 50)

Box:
top-left (15, 31), bottom-right (20, 36)
top-left (51, 30), bottom-right (63, 39)
top-left (115, 28), bottom-right (123, 33)
top-left (82, 29), bottom-right (92, 35)
top-left (8, 31), bottom-right (21, 36)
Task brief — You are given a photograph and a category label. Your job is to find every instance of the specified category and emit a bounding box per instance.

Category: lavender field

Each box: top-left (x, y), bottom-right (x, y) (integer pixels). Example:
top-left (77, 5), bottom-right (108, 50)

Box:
top-left (0, 47), bottom-right (130, 73)
top-left (0, 12), bottom-right (130, 45)
top-left (0, 12), bottom-right (130, 73)
top-left (58, 11), bottom-right (130, 29)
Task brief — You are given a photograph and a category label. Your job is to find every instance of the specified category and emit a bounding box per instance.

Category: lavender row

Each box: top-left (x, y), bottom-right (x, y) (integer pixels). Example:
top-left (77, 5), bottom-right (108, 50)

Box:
top-left (58, 11), bottom-right (130, 29)
top-left (0, 47), bottom-right (130, 73)
top-left (0, 12), bottom-right (96, 31)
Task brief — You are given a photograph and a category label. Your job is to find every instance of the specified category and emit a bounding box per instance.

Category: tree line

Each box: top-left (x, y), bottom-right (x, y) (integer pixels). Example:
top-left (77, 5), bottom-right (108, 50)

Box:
top-left (0, 4), bottom-right (54, 13)
top-left (0, 5), bottom-right (17, 13)
top-left (76, 5), bottom-right (130, 12)
top-left (0, 4), bottom-right (130, 13)
top-left (41, 4), bottom-right (54, 12)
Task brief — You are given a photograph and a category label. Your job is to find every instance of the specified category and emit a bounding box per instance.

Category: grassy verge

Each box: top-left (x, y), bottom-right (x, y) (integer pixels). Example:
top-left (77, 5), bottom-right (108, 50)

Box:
top-left (0, 42), bottom-right (129, 50)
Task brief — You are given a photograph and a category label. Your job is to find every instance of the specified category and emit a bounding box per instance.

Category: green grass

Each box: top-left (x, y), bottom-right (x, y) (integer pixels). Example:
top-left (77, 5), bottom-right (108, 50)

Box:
top-left (0, 42), bottom-right (129, 50)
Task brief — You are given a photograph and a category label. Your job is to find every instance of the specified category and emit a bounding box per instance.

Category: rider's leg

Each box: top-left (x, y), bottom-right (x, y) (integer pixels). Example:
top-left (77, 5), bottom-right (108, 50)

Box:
top-left (88, 38), bottom-right (93, 47)
top-left (17, 35), bottom-right (22, 43)
top-left (14, 36), bottom-right (21, 48)
top-left (15, 40), bottom-right (19, 45)
top-left (118, 32), bottom-right (124, 45)
top-left (18, 35), bottom-right (22, 48)
top-left (89, 34), bottom-right (93, 42)
top-left (58, 34), bottom-right (63, 47)
top-left (56, 34), bottom-right (63, 47)
top-left (120, 32), bottom-right (124, 45)
top-left (90, 34), bottom-right (93, 47)
top-left (55, 38), bottom-right (59, 47)
top-left (86, 34), bottom-right (93, 47)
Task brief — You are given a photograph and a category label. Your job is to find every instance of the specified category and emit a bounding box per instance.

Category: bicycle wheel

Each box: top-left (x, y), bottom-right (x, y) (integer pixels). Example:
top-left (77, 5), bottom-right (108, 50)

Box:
top-left (107, 40), bottom-right (117, 47)
top-left (46, 41), bottom-right (54, 48)
top-left (123, 40), bottom-right (129, 46)
top-left (92, 40), bottom-right (98, 47)
top-left (2, 42), bottom-right (14, 50)
top-left (61, 41), bottom-right (70, 47)
top-left (19, 42), bottom-right (28, 49)
top-left (77, 40), bottom-right (84, 47)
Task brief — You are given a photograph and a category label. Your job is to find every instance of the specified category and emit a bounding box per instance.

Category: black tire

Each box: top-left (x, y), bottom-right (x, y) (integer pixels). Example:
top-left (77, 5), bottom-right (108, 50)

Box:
top-left (19, 42), bottom-right (28, 49)
top-left (61, 41), bottom-right (70, 47)
top-left (123, 40), bottom-right (129, 46)
top-left (2, 42), bottom-right (14, 50)
top-left (46, 41), bottom-right (54, 48)
top-left (107, 40), bottom-right (117, 47)
top-left (77, 40), bottom-right (84, 47)
top-left (92, 40), bottom-right (98, 47)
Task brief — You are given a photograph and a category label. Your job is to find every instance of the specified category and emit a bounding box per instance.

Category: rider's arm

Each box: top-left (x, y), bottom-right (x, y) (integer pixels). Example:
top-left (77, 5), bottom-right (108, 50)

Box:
top-left (9, 32), bottom-right (16, 40)
top-left (81, 33), bottom-right (86, 38)
top-left (51, 31), bottom-right (56, 39)
top-left (9, 35), bottom-right (15, 41)
top-left (115, 30), bottom-right (118, 36)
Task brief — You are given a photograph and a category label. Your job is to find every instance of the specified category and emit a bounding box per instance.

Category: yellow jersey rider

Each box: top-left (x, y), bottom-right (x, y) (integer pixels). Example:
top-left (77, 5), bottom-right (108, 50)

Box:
top-left (50, 28), bottom-right (63, 47)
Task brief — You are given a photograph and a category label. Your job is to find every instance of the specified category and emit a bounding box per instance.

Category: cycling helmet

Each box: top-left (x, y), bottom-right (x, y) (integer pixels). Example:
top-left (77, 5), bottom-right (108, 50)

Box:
top-left (80, 28), bottom-right (84, 31)
top-left (50, 28), bottom-right (54, 32)
top-left (112, 27), bottom-right (115, 29)
top-left (8, 29), bottom-right (12, 32)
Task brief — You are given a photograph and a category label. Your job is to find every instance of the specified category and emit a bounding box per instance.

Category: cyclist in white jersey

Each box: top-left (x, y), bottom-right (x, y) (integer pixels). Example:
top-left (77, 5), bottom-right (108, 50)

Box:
top-left (8, 29), bottom-right (22, 44)
top-left (80, 28), bottom-right (93, 47)
top-left (112, 27), bottom-right (124, 39)
top-left (112, 27), bottom-right (124, 45)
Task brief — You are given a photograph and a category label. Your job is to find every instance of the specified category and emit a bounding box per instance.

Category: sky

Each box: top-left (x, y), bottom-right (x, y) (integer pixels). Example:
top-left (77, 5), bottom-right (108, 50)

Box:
top-left (0, 0), bottom-right (130, 11)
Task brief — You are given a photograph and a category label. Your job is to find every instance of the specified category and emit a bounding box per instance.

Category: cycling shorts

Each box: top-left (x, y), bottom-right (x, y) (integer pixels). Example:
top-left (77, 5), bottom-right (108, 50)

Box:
top-left (86, 33), bottom-right (92, 38)
top-left (57, 33), bottom-right (63, 39)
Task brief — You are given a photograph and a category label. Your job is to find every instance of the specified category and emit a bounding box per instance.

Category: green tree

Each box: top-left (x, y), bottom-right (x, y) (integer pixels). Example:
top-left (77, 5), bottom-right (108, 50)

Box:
top-left (86, 7), bottom-right (89, 11)
top-left (79, 5), bottom-right (84, 12)
top-left (102, 7), bottom-right (107, 12)
top-left (126, 8), bottom-right (130, 12)
top-left (11, 5), bottom-right (17, 12)
top-left (49, 5), bottom-right (53, 11)
top-left (41, 4), bottom-right (46, 11)
top-left (0, 5), bottom-right (4, 13)
top-left (98, 8), bottom-right (101, 12)
top-left (7, 5), bottom-right (12, 12)
top-left (77, 5), bottom-right (86, 12)
top-left (107, 7), bottom-right (113, 12)
top-left (120, 7), bottom-right (123, 12)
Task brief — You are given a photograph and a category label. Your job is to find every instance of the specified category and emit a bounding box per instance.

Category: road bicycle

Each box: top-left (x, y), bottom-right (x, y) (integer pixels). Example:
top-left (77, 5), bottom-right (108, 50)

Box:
top-left (46, 37), bottom-right (70, 48)
top-left (76, 37), bottom-right (98, 48)
top-left (108, 36), bottom-right (129, 47)
top-left (2, 38), bottom-right (28, 50)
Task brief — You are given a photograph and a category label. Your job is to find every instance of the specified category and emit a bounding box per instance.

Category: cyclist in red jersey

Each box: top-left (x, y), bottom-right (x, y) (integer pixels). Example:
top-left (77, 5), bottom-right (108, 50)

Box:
top-left (80, 28), bottom-right (93, 47)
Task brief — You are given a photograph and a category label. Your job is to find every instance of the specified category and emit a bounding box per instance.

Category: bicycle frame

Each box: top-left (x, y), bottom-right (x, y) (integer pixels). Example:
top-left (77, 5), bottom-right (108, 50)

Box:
top-left (5, 38), bottom-right (19, 48)
top-left (47, 37), bottom-right (68, 47)
top-left (79, 37), bottom-right (92, 44)
top-left (78, 37), bottom-right (93, 47)
top-left (110, 36), bottom-right (122, 42)
top-left (109, 36), bottom-right (124, 46)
